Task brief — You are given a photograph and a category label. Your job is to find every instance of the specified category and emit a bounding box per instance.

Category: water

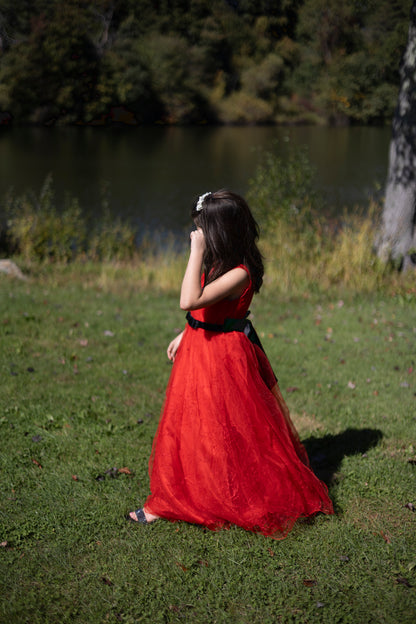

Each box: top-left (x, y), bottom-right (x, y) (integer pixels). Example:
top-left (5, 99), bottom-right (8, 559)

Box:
top-left (0, 125), bottom-right (391, 234)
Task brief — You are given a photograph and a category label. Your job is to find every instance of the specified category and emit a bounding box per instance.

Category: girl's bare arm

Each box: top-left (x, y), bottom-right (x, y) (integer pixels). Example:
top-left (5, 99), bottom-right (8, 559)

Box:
top-left (179, 229), bottom-right (249, 311)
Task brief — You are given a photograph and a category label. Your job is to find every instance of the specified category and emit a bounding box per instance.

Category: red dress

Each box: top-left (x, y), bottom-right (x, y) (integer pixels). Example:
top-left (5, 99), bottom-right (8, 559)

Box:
top-left (145, 266), bottom-right (333, 538)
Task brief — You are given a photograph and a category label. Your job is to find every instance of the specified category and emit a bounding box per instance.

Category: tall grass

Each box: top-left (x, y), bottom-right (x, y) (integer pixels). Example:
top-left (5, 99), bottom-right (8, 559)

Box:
top-left (1, 151), bottom-right (414, 298)
top-left (245, 144), bottom-right (410, 296)
top-left (3, 175), bottom-right (86, 263)
top-left (2, 175), bottom-right (137, 263)
top-left (258, 204), bottom-right (391, 295)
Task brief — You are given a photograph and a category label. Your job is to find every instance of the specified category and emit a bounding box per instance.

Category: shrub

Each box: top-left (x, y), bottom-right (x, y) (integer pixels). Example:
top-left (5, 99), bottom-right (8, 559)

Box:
top-left (241, 53), bottom-right (284, 100)
top-left (5, 175), bottom-right (86, 262)
top-left (247, 145), bottom-right (390, 294)
top-left (88, 210), bottom-right (136, 262)
top-left (2, 175), bottom-right (137, 263)
top-left (216, 91), bottom-right (274, 124)
top-left (247, 142), bottom-right (321, 230)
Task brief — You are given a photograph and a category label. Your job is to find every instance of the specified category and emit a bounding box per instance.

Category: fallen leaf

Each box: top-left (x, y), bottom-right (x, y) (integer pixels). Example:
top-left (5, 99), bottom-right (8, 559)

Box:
top-left (32, 459), bottom-right (42, 469)
top-left (303, 579), bottom-right (317, 587)
top-left (101, 577), bottom-right (113, 586)
top-left (176, 562), bottom-right (188, 572)
top-left (72, 475), bottom-right (79, 481)
top-left (380, 531), bottom-right (391, 544)
top-left (118, 467), bottom-right (133, 475)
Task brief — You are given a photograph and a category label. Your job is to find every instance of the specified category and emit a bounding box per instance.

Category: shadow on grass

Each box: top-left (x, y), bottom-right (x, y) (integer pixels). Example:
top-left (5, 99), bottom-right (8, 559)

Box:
top-left (303, 427), bottom-right (383, 486)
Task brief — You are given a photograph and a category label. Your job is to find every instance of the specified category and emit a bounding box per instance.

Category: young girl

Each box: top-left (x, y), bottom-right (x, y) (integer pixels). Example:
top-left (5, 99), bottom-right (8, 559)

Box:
top-left (128, 190), bottom-right (333, 538)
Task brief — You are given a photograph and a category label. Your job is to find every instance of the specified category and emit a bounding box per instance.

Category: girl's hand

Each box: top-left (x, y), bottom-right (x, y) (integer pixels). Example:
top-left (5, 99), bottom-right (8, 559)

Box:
top-left (190, 228), bottom-right (206, 254)
top-left (167, 331), bottom-right (184, 361)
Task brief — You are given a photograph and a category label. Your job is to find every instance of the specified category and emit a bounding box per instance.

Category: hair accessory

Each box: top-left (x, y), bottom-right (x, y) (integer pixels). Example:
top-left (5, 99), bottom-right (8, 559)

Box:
top-left (196, 192), bottom-right (211, 211)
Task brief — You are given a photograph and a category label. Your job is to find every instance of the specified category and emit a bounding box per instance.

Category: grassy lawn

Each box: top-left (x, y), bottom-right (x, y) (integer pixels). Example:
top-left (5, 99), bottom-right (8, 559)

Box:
top-left (0, 264), bottom-right (415, 623)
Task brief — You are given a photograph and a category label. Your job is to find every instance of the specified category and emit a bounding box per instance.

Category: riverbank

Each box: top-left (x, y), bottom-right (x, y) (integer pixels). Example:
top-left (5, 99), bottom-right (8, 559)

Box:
top-left (1, 266), bottom-right (415, 623)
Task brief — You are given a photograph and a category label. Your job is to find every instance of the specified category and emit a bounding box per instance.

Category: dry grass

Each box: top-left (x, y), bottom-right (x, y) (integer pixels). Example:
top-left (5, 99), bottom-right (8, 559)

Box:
top-left (8, 199), bottom-right (415, 301)
top-left (258, 207), bottom-right (414, 297)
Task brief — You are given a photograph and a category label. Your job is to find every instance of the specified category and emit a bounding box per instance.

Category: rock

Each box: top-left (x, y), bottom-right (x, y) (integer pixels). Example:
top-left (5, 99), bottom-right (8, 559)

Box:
top-left (0, 259), bottom-right (28, 280)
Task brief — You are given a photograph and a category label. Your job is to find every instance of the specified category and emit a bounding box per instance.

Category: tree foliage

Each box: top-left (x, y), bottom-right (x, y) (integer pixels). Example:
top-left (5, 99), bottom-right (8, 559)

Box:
top-left (0, 0), bottom-right (412, 125)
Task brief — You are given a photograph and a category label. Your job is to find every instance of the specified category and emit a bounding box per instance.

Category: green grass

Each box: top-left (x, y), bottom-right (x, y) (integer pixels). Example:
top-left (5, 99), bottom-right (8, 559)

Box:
top-left (1, 266), bottom-right (415, 623)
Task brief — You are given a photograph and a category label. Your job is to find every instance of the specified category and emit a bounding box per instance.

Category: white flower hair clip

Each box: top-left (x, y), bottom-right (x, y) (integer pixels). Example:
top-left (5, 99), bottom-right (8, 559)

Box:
top-left (196, 192), bottom-right (211, 211)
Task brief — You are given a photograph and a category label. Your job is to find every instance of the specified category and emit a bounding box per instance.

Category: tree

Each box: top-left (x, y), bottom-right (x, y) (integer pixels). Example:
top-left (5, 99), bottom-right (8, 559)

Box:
top-left (377, 1), bottom-right (416, 270)
top-left (138, 34), bottom-right (209, 123)
top-left (0, 0), bottom-right (100, 124)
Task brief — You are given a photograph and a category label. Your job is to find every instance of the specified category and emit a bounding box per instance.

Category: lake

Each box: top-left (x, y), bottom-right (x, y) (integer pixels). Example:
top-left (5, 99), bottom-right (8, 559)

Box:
top-left (0, 125), bottom-right (391, 235)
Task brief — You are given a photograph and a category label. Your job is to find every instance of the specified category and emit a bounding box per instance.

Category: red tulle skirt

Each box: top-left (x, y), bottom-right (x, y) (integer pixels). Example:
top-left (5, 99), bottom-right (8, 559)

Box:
top-left (145, 326), bottom-right (333, 538)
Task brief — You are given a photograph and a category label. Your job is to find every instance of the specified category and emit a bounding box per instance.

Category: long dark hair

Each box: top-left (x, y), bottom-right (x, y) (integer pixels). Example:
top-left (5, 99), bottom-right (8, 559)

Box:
top-left (191, 190), bottom-right (264, 292)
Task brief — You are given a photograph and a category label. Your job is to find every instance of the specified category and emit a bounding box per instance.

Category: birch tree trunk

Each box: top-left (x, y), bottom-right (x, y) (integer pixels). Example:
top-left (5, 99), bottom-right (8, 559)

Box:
top-left (377, 0), bottom-right (416, 271)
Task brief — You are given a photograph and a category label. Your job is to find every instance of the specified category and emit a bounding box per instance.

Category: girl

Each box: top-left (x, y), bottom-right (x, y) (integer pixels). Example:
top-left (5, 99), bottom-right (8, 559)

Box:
top-left (127, 190), bottom-right (333, 537)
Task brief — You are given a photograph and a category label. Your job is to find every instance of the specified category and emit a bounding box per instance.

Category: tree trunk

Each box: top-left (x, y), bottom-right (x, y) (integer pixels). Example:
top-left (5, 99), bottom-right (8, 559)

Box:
top-left (377, 0), bottom-right (416, 271)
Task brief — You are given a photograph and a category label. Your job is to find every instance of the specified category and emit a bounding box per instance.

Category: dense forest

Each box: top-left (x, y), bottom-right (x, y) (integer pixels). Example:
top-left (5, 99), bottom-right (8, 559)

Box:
top-left (0, 0), bottom-right (412, 126)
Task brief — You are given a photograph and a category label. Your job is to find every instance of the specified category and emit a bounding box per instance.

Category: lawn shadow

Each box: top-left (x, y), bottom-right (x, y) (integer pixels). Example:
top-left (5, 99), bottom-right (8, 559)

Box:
top-left (302, 427), bottom-right (383, 486)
